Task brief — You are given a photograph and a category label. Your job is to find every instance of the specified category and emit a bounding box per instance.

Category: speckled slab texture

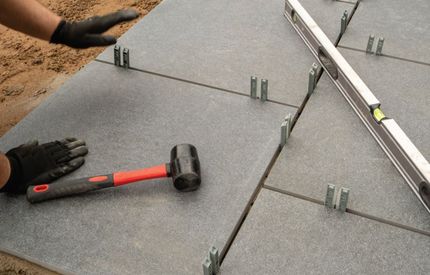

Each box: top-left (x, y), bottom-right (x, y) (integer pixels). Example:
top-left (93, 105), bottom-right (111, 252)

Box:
top-left (221, 189), bottom-right (430, 274)
top-left (0, 62), bottom-right (295, 274)
top-left (299, 0), bottom-right (355, 42)
top-left (339, 0), bottom-right (430, 64)
top-left (264, 74), bottom-right (430, 232)
top-left (1, 0), bottom-right (429, 273)
top-left (96, 0), bottom-right (351, 107)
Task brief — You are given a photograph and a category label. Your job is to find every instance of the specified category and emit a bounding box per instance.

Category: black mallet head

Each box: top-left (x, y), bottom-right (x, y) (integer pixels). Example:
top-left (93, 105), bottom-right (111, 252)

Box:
top-left (168, 144), bottom-right (201, 192)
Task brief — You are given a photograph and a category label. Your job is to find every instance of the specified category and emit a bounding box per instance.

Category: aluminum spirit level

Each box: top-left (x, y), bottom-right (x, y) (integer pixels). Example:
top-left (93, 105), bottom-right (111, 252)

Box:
top-left (284, 0), bottom-right (430, 214)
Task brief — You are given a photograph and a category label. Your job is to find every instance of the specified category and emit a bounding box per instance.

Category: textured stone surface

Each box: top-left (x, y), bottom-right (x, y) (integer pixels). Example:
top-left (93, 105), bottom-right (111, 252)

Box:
top-left (0, 62), bottom-right (295, 274)
top-left (265, 74), bottom-right (430, 232)
top-left (97, 0), bottom-right (329, 107)
top-left (221, 189), bottom-right (430, 275)
top-left (340, 48), bottom-right (430, 160)
top-left (300, 0), bottom-right (355, 43)
top-left (339, 0), bottom-right (430, 64)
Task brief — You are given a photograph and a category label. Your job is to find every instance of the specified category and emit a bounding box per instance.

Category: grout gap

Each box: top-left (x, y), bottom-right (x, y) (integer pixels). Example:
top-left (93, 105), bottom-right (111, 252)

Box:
top-left (337, 46), bottom-right (430, 67)
top-left (336, 1), bottom-right (430, 67)
top-left (291, 0), bottom-right (362, 130)
top-left (264, 184), bottom-right (430, 238)
top-left (94, 59), bottom-right (300, 109)
top-left (346, 208), bottom-right (430, 237)
top-left (264, 184), bottom-right (325, 206)
top-left (219, 145), bottom-right (282, 264)
top-left (334, 0), bottom-right (360, 46)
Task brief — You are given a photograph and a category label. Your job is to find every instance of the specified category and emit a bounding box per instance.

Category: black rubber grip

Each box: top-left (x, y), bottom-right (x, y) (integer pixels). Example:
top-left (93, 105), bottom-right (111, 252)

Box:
top-left (27, 174), bottom-right (114, 203)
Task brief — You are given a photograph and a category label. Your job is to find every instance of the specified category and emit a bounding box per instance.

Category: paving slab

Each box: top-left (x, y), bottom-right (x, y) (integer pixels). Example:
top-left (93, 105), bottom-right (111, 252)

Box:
top-left (221, 189), bottom-right (430, 274)
top-left (265, 74), bottom-right (430, 232)
top-left (98, 0), bottom-right (353, 107)
top-left (0, 61), bottom-right (296, 274)
top-left (339, 0), bottom-right (430, 64)
top-left (299, 0), bottom-right (355, 43)
top-left (339, 48), bottom-right (430, 160)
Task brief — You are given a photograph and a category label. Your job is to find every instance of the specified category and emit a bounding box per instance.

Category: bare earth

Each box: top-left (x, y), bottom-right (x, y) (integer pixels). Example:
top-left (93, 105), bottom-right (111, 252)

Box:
top-left (0, 0), bottom-right (161, 273)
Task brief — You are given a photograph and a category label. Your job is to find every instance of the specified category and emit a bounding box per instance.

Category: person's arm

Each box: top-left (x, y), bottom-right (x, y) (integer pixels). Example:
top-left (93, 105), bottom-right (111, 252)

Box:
top-left (0, 0), bottom-right (61, 41)
top-left (0, 0), bottom-right (139, 48)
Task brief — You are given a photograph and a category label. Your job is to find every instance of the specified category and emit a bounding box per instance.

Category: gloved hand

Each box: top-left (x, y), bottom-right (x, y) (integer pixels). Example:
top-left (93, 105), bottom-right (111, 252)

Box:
top-left (0, 138), bottom-right (88, 194)
top-left (50, 9), bottom-right (139, 49)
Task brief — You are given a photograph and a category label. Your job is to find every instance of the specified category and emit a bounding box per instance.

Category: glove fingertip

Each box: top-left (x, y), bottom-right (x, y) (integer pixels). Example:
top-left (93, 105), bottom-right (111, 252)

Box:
top-left (72, 146), bottom-right (89, 157)
top-left (123, 9), bottom-right (140, 20)
top-left (68, 156), bottom-right (85, 169)
top-left (105, 36), bottom-right (117, 45)
top-left (63, 137), bottom-right (78, 143)
top-left (64, 140), bottom-right (86, 150)
top-left (117, 9), bottom-right (139, 19)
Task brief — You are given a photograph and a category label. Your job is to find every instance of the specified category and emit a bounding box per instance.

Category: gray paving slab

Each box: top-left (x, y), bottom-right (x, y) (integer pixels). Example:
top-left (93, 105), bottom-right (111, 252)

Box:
top-left (97, 0), bottom-right (352, 107)
top-left (339, 0), bottom-right (430, 64)
top-left (0, 61), bottom-right (296, 274)
top-left (265, 74), bottom-right (430, 232)
top-left (299, 0), bottom-right (355, 43)
top-left (221, 189), bottom-right (430, 275)
top-left (340, 48), bottom-right (430, 161)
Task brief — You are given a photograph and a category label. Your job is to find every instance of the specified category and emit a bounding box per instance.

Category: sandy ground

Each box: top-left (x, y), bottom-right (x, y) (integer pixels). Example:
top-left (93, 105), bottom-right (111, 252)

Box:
top-left (0, 0), bottom-right (161, 273)
top-left (0, 252), bottom-right (58, 275)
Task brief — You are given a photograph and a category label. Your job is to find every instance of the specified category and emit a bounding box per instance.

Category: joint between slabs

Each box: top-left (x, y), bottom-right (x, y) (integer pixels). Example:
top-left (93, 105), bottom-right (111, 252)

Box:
top-left (264, 185), bottom-right (430, 237)
top-left (95, 59), bottom-right (300, 109)
top-left (219, 145), bottom-right (283, 266)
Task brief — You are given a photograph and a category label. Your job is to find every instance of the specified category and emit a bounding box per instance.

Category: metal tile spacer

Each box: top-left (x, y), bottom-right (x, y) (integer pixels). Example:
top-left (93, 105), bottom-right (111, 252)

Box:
top-left (280, 114), bottom-right (292, 147)
top-left (366, 35), bottom-right (375, 54)
top-left (307, 68), bottom-right (316, 96)
top-left (375, 37), bottom-right (384, 56)
top-left (260, 79), bottom-right (268, 102)
top-left (325, 184), bottom-right (336, 209)
top-left (202, 257), bottom-right (213, 275)
top-left (311, 62), bottom-right (319, 74)
top-left (250, 76), bottom-right (257, 99)
top-left (311, 62), bottom-right (319, 86)
top-left (114, 45), bottom-right (121, 66)
top-left (340, 14), bottom-right (347, 34)
top-left (122, 48), bottom-right (130, 69)
top-left (343, 10), bottom-right (348, 21)
top-left (209, 246), bottom-right (220, 274)
top-left (338, 187), bottom-right (350, 212)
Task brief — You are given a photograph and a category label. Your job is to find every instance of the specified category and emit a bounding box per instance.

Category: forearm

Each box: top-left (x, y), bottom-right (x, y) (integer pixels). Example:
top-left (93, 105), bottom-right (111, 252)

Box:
top-left (0, 153), bottom-right (11, 189)
top-left (0, 0), bottom-right (61, 41)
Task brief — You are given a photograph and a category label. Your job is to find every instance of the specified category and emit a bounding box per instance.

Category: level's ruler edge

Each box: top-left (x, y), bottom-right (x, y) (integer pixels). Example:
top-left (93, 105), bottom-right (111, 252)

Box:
top-left (284, 0), bottom-right (430, 214)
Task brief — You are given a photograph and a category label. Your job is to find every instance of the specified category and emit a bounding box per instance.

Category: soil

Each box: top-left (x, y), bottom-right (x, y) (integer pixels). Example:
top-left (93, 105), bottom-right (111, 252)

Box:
top-left (0, 0), bottom-right (161, 273)
top-left (0, 252), bottom-right (58, 275)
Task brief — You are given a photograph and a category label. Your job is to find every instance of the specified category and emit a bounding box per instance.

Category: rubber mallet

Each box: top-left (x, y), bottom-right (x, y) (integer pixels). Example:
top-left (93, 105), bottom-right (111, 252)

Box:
top-left (27, 144), bottom-right (201, 203)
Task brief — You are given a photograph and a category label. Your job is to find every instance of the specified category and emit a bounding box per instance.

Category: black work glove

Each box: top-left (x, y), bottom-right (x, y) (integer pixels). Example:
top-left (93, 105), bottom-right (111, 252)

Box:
top-left (0, 138), bottom-right (88, 194)
top-left (50, 9), bottom-right (139, 49)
